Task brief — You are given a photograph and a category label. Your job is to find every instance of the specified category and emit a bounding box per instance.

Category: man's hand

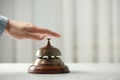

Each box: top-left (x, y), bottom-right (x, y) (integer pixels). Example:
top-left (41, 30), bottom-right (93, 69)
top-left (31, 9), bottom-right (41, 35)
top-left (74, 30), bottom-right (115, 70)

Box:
top-left (5, 20), bottom-right (61, 40)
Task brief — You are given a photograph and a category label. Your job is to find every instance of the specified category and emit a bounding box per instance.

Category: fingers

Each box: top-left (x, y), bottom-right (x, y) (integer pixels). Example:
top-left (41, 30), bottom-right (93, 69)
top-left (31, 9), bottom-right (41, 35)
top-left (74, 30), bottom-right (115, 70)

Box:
top-left (27, 26), bottom-right (61, 38)
top-left (25, 32), bottom-right (47, 40)
top-left (41, 28), bottom-right (61, 38)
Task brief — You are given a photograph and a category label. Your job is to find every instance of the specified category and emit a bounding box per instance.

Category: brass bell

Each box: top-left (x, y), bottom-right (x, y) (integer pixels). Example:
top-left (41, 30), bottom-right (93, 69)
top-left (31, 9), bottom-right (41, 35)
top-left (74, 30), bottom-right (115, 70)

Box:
top-left (28, 38), bottom-right (70, 74)
top-left (36, 38), bottom-right (61, 57)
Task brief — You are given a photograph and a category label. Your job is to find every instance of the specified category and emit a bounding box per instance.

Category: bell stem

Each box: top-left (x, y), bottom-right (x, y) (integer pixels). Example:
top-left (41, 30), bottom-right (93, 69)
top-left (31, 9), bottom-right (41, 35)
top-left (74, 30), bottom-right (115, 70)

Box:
top-left (47, 38), bottom-right (51, 46)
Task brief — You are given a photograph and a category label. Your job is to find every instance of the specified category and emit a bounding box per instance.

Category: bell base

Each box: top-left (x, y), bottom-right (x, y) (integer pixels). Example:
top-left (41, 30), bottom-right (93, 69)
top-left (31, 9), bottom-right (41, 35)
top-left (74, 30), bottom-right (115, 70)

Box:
top-left (28, 65), bottom-right (70, 74)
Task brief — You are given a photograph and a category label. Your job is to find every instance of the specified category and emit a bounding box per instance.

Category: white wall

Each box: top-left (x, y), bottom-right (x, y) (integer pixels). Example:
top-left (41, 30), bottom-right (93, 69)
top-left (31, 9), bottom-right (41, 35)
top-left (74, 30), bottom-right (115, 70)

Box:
top-left (0, 0), bottom-right (34, 62)
top-left (0, 0), bottom-right (120, 63)
top-left (0, 0), bottom-right (15, 62)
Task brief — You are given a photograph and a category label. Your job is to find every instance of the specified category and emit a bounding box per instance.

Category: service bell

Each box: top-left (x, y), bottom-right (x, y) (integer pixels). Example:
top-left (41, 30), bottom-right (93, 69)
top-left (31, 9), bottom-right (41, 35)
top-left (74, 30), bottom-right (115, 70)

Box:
top-left (28, 38), bottom-right (70, 74)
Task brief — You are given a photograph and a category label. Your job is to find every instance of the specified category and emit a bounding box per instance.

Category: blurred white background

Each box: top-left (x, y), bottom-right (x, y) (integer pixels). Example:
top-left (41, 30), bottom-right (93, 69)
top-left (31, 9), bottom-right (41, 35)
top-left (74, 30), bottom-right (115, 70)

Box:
top-left (0, 0), bottom-right (120, 63)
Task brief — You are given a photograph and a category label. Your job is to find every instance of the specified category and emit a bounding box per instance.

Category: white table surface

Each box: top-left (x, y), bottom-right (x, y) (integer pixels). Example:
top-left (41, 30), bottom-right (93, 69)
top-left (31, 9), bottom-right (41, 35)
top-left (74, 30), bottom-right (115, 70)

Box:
top-left (0, 63), bottom-right (120, 80)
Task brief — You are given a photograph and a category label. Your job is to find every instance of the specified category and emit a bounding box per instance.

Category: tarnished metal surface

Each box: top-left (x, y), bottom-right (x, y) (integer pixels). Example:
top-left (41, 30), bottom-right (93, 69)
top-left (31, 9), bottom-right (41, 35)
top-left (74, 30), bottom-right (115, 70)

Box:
top-left (36, 38), bottom-right (61, 56)
top-left (33, 58), bottom-right (64, 66)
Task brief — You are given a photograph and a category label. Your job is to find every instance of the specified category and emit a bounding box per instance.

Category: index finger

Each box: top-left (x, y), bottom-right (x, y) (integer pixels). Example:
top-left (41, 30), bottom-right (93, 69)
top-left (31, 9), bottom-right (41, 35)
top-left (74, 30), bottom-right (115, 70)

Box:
top-left (30, 27), bottom-right (61, 38)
